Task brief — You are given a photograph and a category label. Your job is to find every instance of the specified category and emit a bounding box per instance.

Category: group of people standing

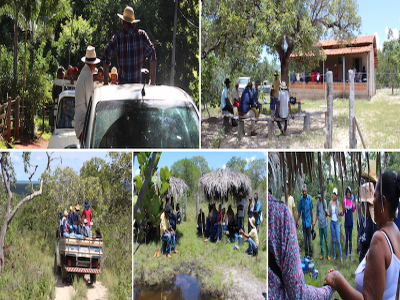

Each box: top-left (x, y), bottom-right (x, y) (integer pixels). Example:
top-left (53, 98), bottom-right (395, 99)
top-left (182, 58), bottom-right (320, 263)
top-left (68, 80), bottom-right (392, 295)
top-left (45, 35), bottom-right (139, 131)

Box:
top-left (270, 170), bottom-right (400, 300)
top-left (58, 200), bottom-right (101, 239)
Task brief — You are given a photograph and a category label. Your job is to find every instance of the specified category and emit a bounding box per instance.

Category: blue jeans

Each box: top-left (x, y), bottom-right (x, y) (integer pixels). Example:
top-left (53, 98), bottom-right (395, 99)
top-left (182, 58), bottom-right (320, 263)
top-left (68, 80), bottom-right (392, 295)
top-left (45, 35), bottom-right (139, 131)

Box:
top-left (238, 217), bottom-right (244, 233)
top-left (209, 224), bottom-right (222, 241)
top-left (276, 109), bottom-right (287, 132)
top-left (345, 225), bottom-right (353, 256)
top-left (72, 225), bottom-right (81, 234)
top-left (161, 231), bottom-right (176, 254)
top-left (331, 220), bottom-right (342, 259)
top-left (169, 214), bottom-right (177, 231)
top-left (206, 219), bottom-right (212, 236)
top-left (247, 238), bottom-right (258, 255)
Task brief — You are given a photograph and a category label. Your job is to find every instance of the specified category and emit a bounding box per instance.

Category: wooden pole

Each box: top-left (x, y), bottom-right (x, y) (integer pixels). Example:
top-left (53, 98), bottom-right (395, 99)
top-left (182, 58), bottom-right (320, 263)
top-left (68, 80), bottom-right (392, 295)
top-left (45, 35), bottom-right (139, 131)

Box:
top-left (184, 194), bottom-right (187, 222)
top-left (42, 99), bottom-right (45, 135)
top-left (349, 69), bottom-right (356, 148)
top-left (353, 117), bottom-right (367, 149)
top-left (15, 96), bottom-right (20, 140)
top-left (6, 97), bottom-right (11, 142)
top-left (196, 194), bottom-right (199, 220)
top-left (325, 71), bottom-right (333, 148)
top-left (318, 152), bottom-right (324, 203)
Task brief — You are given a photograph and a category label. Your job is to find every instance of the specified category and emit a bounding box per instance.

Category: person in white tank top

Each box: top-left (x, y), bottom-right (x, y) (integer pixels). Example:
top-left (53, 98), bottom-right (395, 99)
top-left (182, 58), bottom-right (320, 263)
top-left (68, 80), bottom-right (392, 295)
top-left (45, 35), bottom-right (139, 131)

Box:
top-left (323, 171), bottom-right (400, 300)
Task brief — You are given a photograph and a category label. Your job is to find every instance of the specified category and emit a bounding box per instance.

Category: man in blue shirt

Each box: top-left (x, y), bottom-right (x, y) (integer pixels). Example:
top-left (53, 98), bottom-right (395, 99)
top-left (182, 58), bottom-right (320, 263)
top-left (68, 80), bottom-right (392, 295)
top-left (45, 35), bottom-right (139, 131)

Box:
top-left (221, 78), bottom-right (237, 126)
top-left (253, 193), bottom-right (262, 234)
top-left (296, 184), bottom-right (314, 259)
top-left (239, 81), bottom-right (257, 136)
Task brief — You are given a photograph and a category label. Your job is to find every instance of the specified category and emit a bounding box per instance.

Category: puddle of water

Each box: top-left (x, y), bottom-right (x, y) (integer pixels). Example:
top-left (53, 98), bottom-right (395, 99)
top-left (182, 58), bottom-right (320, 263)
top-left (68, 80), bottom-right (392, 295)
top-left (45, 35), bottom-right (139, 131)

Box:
top-left (134, 273), bottom-right (218, 300)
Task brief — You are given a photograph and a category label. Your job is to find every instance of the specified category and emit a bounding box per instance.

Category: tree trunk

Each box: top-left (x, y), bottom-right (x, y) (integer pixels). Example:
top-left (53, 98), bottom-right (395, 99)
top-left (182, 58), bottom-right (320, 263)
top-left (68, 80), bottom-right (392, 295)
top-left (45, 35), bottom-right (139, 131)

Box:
top-left (22, 21), bottom-right (27, 137)
top-left (0, 217), bottom-right (8, 273)
top-left (280, 54), bottom-right (289, 86)
top-left (13, 5), bottom-right (19, 97)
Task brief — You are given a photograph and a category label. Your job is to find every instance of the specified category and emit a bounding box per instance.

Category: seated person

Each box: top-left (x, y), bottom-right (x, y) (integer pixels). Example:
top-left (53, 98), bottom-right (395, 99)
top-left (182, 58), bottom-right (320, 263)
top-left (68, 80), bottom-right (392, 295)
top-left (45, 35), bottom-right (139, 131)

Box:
top-left (240, 217), bottom-right (259, 256)
top-left (252, 82), bottom-right (262, 115)
top-left (160, 207), bottom-right (179, 259)
top-left (227, 205), bottom-right (235, 234)
top-left (59, 211), bottom-right (68, 237)
top-left (95, 228), bottom-right (102, 239)
top-left (197, 208), bottom-right (206, 234)
top-left (221, 205), bottom-right (229, 233)
top-left (239, 81), bottom-right (257, 136)
top-left (58, 99), bottom-right (74, 128)
top-left (274, 81), bottom-right (294, 136)
top-left (169, 211), bottom-right (177, 232)
top-left (176, 202), bottom-right (181, 224)
top-left (205, 203), bottom-right (213, 236)
top-left (204, 203), bottom-right (222, 243)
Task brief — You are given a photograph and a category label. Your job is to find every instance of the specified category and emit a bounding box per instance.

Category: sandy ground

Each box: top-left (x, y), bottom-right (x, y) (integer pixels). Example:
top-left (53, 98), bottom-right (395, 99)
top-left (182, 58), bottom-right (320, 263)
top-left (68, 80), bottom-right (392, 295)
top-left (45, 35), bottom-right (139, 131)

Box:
top-left (223, 267), bottom-right (267, 300)
top-left (54, 275), bottom-right (108, 300)
top-left (14, 135), bottom-right (49, 149)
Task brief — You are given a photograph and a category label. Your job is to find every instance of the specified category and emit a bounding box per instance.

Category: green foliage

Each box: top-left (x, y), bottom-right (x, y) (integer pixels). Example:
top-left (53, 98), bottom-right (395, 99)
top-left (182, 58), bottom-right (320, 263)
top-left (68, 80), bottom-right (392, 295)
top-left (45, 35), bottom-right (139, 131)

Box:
top-left (0, 44), bottom-right (13, 100)
top-left (54, 16), bottom-right (97, 69)
top-left (226, 156), bottom-right (247, 173)
top-left (376, 29), bottom-right (400, 90)
top-left (170, 158), bottom-right (200, 195)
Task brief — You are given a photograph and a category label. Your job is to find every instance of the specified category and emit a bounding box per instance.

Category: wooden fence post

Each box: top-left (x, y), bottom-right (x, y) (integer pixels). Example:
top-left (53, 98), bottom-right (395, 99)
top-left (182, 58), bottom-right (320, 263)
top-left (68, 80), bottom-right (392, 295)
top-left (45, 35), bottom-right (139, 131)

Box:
top-left (42, 99), bottom-right (45, 134)
top-left (196, 194), bottom-right (199, 220)
top-left (324, 71), bottom-right (333, 149)
top-left (349, 69), bottom-right (357, 148)
top-left (184, 195), bottom-right (187, 222)
top-left (15, 96), bottom-right (20, 140)
top-left (6, 97), bottom-right (11, 142)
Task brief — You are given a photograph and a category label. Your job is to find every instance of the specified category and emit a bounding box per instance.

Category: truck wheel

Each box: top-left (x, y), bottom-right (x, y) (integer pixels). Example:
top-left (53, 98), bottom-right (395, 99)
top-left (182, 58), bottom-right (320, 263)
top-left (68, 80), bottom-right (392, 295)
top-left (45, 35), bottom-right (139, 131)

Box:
top-left (90, 274), bottom-right (96, 284)
top-left (54, 255), bottom-right (57, 275)
top-left (61, 267), bottom-right (68, 283)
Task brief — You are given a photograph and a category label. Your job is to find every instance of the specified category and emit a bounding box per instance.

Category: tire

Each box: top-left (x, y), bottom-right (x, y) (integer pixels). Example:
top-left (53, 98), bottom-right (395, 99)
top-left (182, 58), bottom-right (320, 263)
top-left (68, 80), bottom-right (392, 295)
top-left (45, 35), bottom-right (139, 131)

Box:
top-left (90, 274), bottom-right (96, 284)
top-left (61, 266), bottom-right (68, 283)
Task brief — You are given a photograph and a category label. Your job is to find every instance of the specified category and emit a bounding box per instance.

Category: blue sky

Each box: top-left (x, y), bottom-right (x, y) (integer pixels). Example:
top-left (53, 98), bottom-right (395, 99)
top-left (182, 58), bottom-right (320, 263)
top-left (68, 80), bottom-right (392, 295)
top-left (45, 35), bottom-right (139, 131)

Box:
top-left (133, 151), bottom-right (267, 176)
top-left (261, 0), bottom-right (400, 65)
top-left (9, 151), bottom-right (113, 181)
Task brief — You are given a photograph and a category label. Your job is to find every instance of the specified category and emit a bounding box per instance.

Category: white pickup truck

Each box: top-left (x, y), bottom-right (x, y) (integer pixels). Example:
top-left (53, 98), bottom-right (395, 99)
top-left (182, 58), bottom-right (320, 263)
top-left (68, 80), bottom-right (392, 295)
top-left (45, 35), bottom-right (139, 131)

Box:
top-left (54, 235), bottom-right (103, 284)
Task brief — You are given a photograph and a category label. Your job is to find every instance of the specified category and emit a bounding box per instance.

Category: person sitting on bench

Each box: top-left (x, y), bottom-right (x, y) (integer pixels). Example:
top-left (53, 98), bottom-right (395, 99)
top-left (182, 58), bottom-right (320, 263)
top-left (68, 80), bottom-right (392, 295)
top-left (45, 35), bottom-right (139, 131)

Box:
top-left (204, 203), bottom-right (222, 243)
top-left (221, 78), bottom-right (238, 126)
top-left (239, 217), bottom-right (259, 256)
top-left (197, 208), bottom-right (206, 234)
top-left (160, 207), bottom-right (179, 259)
top-left (176, 202), bottom-right (181, 224)
top-left (274, 81), bottom-right (294, 136)
top-left (239, 81), bottom-right (257, 136)
top-left (206, 203), bottom-right (213, 237)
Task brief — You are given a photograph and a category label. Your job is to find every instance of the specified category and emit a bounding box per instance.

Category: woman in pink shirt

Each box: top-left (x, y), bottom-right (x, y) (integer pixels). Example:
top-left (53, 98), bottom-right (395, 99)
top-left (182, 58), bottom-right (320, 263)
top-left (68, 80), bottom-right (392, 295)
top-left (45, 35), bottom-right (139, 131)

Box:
top-left (342, 186), bottom-right (356, 261)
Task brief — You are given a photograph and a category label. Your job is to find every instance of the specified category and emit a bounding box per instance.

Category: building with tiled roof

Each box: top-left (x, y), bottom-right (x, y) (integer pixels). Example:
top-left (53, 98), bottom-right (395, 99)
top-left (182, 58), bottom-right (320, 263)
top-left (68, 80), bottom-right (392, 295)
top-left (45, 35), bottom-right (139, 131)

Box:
top-left (289, 35), bottom-right (378, 99)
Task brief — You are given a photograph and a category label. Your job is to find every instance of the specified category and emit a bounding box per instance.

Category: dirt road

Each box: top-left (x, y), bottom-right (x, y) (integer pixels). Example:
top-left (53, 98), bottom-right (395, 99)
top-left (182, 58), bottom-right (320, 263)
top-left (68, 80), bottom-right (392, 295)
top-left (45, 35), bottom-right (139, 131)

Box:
top-left (223, 267), bottom-right (267, 300)
top-left (54, 275), bottom-right (108, 300)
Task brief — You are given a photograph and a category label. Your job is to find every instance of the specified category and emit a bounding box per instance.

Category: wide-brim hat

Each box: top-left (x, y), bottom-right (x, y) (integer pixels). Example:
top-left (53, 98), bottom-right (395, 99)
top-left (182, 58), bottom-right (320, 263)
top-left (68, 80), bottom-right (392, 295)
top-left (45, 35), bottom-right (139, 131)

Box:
top-left (109, 67), bottom-right (118, 78)
top-left (84, 219), bottom-right (87, 224)
top-left (280, 81), bottom-right (288, 90)
top-left (70, 206), bottom-right (73, 211)
top-left (64, 210), bottom-right (68, 217)
top-left (274, 70), bottom-right (279, 76)
top-left (361, 160), bottom-right (377, 183)
top-left (76, 204), bottom-right (80, 211)
top-left (224, 78), bottom-right (231, 85)
top-left (360, 182), bottom-right (375, 222)
top-left (81, 46), bottom-right (100, 64)
top-left (249, 217), bottom-right (256, 229)
top-left (118, 6), bottom-right (140, 24)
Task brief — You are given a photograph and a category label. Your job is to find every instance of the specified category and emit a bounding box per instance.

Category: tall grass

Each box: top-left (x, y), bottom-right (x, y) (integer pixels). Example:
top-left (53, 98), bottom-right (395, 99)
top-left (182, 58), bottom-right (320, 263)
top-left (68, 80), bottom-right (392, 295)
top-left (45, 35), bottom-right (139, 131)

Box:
top-left (0, 226), bottom-right (56, 300)
top-left (134, 196), bottom-right (266, 297)
top-left (71, 276), bottom-right (88, 300)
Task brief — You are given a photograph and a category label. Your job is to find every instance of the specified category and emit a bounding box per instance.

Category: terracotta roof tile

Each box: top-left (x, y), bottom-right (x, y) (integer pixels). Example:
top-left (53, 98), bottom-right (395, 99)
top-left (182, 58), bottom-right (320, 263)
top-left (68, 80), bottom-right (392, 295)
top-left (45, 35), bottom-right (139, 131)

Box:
top-left (324, 45), bottom-right (373, 56)
top-left (318, 35), bottom-right (376, 48)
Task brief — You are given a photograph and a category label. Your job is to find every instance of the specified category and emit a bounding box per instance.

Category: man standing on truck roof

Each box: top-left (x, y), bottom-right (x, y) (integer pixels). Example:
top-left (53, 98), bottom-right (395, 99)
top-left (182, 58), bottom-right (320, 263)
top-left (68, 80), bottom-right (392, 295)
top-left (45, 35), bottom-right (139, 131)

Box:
top-left (75, 46), bottom-right (100, 140)
top-left (102, 6), bottom-right (156, 85)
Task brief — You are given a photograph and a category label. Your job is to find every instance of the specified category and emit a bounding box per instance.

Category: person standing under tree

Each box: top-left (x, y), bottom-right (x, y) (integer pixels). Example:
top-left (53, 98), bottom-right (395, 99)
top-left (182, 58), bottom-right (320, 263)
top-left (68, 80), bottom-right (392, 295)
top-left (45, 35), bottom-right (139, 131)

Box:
top-left (314, 189), bottom-right (330, 261)
top-left (297, 184), bottom-right (314, 259)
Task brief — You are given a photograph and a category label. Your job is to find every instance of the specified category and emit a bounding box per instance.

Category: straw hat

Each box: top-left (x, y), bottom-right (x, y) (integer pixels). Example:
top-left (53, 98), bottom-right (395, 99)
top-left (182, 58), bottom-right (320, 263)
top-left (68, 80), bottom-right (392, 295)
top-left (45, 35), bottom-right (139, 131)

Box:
top-left (117, 6), bottom-right (140, 24)
top-left (81, 46), bottom-right (100, 64)
top-left (359, 182), bottom-right (375, 222)
top-left (280, 81), bottom-right (288, 90)
top-left (274, 70), bottom-right (279, 76)
top-left (249, 217), bottom-right (256, 229)
top-left (75, 204), bottom-right (80, 211)
top-left (361, 160), bottom-right (377, 183)
top-left (109, 67), bottom-right (118, 78)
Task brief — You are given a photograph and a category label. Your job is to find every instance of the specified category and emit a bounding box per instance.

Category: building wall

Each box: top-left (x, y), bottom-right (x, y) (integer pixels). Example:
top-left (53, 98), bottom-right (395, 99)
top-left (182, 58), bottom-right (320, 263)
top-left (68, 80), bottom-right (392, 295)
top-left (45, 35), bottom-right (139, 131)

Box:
top-left (289, 82), bottom-right (368, 100)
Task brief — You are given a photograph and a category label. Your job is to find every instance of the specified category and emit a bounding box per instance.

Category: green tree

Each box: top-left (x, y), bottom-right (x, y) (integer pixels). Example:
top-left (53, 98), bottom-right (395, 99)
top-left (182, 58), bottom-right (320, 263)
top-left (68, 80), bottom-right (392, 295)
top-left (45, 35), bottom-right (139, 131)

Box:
top-left (190, 155), bottom-right (211, 176)
top-left (381, 29), bottom-right (400, 94)
top-left (246, 158), bottom-right (266, 191)
top-left (226, 156), bottom-right (247, 173)
top-left (170, 158), bottom-right (200, 195)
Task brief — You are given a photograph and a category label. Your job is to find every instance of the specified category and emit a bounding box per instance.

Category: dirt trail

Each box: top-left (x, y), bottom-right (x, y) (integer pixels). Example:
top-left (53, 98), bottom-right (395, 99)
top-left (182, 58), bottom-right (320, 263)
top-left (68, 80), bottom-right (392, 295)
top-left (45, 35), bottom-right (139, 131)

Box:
top-left (223, 267), bottom-right (267, 300)
top-left (54, 275), bottom-right (108, 300)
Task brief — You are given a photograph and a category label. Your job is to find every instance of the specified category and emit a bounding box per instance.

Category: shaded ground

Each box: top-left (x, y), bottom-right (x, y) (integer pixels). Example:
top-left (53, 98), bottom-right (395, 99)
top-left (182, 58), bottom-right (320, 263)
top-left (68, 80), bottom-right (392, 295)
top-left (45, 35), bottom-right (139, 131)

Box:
top-left (54, 275), bottom-right (108, 300)
top-left (14, 135), bottom-right (49, 149)
top-left (201, 89), bottom-right (400, 149)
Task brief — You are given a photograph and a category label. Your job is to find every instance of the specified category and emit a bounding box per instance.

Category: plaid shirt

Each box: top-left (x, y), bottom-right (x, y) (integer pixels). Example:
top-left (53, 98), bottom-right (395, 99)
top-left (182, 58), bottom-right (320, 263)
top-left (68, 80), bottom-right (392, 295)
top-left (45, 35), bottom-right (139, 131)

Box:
top-left (102, 27), bottom-right (156, 84)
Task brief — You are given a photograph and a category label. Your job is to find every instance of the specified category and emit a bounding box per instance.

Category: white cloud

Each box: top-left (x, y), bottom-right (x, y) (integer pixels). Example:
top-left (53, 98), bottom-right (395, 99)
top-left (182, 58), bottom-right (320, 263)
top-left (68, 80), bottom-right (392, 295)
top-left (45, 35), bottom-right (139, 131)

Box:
top-left (374, 32), bottom-right (382, 50)
top-left (385, 26), bottom-right (399, 41)
top-left (16, 173), bottom-right (22, 179)
top-left (134, 168), bottom-right (140, 176)
top-left (10, 153), bottom-right (21, 163)
top-left (245, 156), bottom-right (256, 163)
top-left (222, 164), bottom-right (226, 169)
top-left (36, 156), bottom-right (42, 161)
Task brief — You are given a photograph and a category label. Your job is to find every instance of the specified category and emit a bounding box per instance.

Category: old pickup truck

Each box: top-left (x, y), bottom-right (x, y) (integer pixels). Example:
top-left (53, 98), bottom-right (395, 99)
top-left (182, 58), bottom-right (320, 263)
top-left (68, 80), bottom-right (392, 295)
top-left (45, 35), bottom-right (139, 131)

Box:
top-left (54, 235), bottom-right (103, 284)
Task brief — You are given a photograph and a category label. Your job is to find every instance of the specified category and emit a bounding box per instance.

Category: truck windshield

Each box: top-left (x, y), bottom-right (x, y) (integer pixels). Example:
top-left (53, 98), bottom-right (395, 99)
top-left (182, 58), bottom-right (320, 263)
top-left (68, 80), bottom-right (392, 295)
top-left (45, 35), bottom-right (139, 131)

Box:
top-left (91, 100), bottom-right (199, 148)
top-left (57, 96), bottom-right (75, 129)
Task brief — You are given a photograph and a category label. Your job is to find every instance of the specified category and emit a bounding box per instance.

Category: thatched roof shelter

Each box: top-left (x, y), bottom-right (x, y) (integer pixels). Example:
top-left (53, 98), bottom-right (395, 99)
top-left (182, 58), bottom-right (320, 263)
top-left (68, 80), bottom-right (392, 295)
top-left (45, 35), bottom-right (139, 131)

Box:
top-left (155, 173), bottom-right (188, 199)
top-left (198, 168), bottom-right (251, 201)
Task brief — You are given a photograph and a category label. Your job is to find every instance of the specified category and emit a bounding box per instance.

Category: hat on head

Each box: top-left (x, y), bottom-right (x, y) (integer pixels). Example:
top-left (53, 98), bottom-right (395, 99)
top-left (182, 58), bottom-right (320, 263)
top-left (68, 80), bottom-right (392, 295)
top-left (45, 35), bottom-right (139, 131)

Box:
top-left (93, 68), bottom-right (98, 75)
top-left (360, 182), bottom-right (375, 222)
top-left (117, 6), bottom-right (140, 24)
top-left (224, 78), bottom-right (231, 85)
top-left (75, 204), bottom-right (80, 211)
top-left (95, 228), bottom-right (101, 234)
top-left (249, 217), bottom-right (256, 229)
top-left (249, 195), bottom-right (252, 200)
top-left (235, 81), bottom-right (239, 86)
top-left (361, 160), bottom-right (377, 183)
top-left (280, 81), bottom-right (288, 90)
top-left (274, 70), bottom-right (279, 76)
top-left (84, 218), bottom-right (87, 224)
top-left (70, 206), bottom-right (73, 211)
top-left (318, 189), bottom-right (321, 198)
top-left (332, 187), bottom-right (338, 195)
top-left (64, 210), bottom-right (68, 217)
top-left (81, 46), bottom-right (100, 64)
top-left (109, 67), bottom-right (118, 78)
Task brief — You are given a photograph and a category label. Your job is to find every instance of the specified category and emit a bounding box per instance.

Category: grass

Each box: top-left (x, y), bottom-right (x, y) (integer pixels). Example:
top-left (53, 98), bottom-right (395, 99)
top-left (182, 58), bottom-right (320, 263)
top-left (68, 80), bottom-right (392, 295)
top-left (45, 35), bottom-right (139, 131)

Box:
top-left (0, 227), bottom-right (56, 300)
top-left (296, 197), bottom-right (361, 300)
top-left (134, 197), bottom-right (267, 298)
top-left (202, 89), bottom-right (400, 148)
top-left (71, 276), bottom-right (88, 300)
top-left (34, 115), bottom-right (51, 140)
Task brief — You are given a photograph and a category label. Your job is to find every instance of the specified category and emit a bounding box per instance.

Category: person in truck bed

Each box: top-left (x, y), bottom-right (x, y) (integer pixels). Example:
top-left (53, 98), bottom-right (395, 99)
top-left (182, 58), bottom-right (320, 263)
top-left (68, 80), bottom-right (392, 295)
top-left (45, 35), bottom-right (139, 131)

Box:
top-left (95, 228), bottom-right (102, 239)
top-left (81, 200), bottom-right (93, 237)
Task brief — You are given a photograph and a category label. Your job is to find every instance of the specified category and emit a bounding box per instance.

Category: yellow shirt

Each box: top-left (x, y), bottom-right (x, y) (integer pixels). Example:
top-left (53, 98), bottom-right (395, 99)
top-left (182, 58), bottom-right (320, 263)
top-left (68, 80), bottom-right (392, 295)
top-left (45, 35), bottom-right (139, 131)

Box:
top-left (281, 195), bottom-right (295, 218)
top-left (160, 212), bottom-right (170, 237)
top-left (249, 228), bottom-right (259, 247)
